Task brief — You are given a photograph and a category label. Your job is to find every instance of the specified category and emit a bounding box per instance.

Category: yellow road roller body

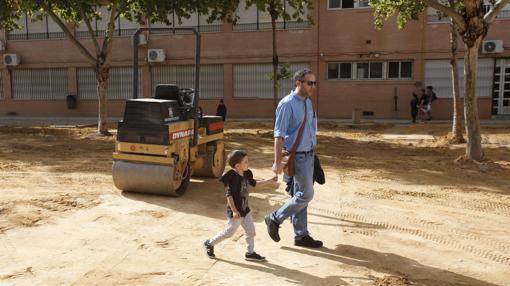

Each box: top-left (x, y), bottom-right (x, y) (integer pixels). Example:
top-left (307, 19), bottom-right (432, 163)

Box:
top-left (112, 90), bottom-right (226, 197)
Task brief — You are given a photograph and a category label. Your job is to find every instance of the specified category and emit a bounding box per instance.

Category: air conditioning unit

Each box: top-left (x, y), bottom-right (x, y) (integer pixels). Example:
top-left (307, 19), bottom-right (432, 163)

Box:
top-left (3, 54), bottom-right (20, 66)
top-left (147, 49), bottom-right (165, 63)
top-left (482, 40), bottom-right (504, 53)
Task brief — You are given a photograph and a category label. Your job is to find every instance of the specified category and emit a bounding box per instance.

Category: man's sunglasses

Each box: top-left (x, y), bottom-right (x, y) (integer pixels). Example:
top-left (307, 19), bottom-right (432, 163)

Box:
top-left (301, 80), bottom-right (317, 86)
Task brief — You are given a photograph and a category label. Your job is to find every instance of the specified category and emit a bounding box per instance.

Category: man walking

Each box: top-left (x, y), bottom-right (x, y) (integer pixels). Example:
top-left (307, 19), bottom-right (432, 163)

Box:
top-left (264, 68), bottom-right (322, 248)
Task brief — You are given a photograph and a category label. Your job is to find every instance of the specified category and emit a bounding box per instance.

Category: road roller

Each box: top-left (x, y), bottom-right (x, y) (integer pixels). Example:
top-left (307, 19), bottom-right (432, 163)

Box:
top-left (112, 27), bottom-right (225, 196)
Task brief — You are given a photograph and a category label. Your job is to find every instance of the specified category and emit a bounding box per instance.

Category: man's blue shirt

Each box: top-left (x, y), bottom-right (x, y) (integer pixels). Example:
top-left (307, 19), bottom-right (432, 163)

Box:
top-left (274, 90), bottom-right (317, 152)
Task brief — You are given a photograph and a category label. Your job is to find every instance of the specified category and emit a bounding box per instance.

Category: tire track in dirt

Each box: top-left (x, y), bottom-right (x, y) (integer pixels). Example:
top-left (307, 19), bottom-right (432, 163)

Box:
top-left (356, 188), bottom-right (510, 217)
top-left (332, 193), bottom-right (510, 254)
top-left (267, 198), bottom-right (510, 267)
top-left (352, 188), bottom-right (510, 253)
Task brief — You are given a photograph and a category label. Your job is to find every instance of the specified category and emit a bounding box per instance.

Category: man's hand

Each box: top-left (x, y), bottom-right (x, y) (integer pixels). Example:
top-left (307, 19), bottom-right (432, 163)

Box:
top-left (272, 161), bottom-right (285, 175)
top-left (233, 211), bottom-right (241, 219)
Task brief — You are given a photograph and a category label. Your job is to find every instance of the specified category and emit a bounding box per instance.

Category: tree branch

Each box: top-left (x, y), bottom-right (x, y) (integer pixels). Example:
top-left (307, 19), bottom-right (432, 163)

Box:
top-left (78, 5), bottom-right (101, 56)
top-left (484, 0), bottom-right (510, 23)
top-left (101, 2), bottom-right (118, 66)
top-left (44, 5), bottom-right (96, 65)
top-left (423, 0), bottom-right (466, 30)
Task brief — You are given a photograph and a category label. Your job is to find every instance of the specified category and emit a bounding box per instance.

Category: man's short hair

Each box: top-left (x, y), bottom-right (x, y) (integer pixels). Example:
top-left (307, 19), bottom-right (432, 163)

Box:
top-left (293, 68), bottom-right (314, 82)
top-left (227, 150), bottom-right (247, 168)
top-left (427, 86), bottom-right (433, 90)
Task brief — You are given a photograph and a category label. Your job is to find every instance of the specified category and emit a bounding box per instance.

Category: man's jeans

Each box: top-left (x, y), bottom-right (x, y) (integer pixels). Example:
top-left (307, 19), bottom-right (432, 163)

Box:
top-left (271, 152), bottom-right (314, 239)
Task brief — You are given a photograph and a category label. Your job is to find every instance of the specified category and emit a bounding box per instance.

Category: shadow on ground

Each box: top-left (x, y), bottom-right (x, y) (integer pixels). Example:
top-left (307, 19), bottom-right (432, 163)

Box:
top-left (280, 245), bottom-right (499, 286)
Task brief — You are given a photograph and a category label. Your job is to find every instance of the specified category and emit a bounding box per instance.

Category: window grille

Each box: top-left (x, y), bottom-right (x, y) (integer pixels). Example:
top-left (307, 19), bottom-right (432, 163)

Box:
top-left (424, 59), bottom-right (493, 98)
top-left (233, 63), bottom-right (310, 99)
top-left (77, 67), bottom-right (142, 100)
top-left (151, 64), bottom-right (224, 99)
top-left (12, 68), bottom-right (68, 100)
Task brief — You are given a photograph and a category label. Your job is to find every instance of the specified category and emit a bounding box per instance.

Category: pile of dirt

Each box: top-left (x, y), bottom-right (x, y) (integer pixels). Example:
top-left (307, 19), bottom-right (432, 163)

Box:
top-left (373, 276), bottom-right (410, 286)
top-left (0, 193), bottom-right (100, 231)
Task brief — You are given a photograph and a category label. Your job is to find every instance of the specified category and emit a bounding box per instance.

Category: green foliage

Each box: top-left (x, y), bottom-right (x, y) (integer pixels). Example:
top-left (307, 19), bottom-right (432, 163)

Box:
top-left (0, 0), bottom-right (207, 32)
top-left (203, 0), bottom-right (313, 24)
top-left (246, 0), bottom-right (313, 23)
top-left (267, 63), bottom-right (292, 81)
top-left (369, 0), bottom-right (426, 29)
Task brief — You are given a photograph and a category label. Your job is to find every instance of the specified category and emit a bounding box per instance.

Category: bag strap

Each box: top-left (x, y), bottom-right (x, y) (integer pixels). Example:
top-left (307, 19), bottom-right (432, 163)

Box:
top-left (289, 97), bottom-right (308, 156)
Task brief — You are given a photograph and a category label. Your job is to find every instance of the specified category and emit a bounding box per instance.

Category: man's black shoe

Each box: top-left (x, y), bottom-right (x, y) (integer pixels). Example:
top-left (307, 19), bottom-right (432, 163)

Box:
top-left (264, 215), bottom-right (280, 242)
top-left (294, 235), bottom-right (323, 248)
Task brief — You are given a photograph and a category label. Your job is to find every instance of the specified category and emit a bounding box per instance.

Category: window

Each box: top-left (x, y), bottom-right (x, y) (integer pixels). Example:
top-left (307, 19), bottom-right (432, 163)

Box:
top-left (356, 63), bottom-right (369, 79)
top-left (424, 59), bottom-right (493, 98)
top-left (483, 2), bottom-right (510, 19)
top-left (149, 11), bottom-right (224, 34)
top-left (339, 63), bottom-right (352, 79)
top-left (388, 62), bottom-right (399, 78)
top-left (400, 62), bottom-right (413, 78)
top-left (328, 61), bottom-right (413, 80)
top-left (9, 8), bottom-right (147, 40)
top-left (329, 0), bottom-right (370, 9)
top-left (426, 7), bottom-right (449, 23)
top-left (327, 63), bottom-right (339, 79)
top-left (357, 62), bottom-right (382, 79)
top-left (234, 0), bottom-right (310, 31)
top-left (234, 63), bottom-right (310, 99)
top-left (77, 67), bottom-right (143, 100)
top-left (388, 61), bottom-right (413, 79)
top-left (328, 63), bottom-right (352, 80)
top-left (151, 65), bottom-right (224, 99)
top-left (8, 13), bottom-right (65, 40)
top-left (12, 68), bottom-right (68, 100)
top-left (369, 62), bottom-right (383, 78)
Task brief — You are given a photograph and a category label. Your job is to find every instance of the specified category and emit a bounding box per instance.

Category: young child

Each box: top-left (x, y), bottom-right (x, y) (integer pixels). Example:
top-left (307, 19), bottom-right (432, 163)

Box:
top-left (203, 150), bottom-right (277, 262)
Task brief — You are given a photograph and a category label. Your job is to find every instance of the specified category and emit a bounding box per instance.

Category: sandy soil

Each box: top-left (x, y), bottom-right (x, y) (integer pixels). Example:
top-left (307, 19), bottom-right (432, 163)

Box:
top-left (0, 121), bottom-right (509, 286)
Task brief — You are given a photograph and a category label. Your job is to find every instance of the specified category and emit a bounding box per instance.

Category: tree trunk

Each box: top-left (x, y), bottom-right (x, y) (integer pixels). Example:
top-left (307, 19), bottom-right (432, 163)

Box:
top-left (449, 19), bottom-right (465, 143)
top-left (96, 67), bottom-right (111, 136)
top-left (463, 38), bottom-right (484, 161)
top-left (271, 15), bottom-right (278, 125)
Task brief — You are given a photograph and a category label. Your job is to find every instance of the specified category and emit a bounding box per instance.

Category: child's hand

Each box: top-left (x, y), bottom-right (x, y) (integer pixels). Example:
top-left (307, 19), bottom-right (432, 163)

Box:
top-left (270, 176), bottom-right (278, 182)
top-left (233, 211), bottom-right (241, 219)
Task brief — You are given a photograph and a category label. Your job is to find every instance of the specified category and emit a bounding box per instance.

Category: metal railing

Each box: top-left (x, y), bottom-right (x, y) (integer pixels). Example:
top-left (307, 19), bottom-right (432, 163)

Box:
top-left (233, 20), bottom-right (310, 32)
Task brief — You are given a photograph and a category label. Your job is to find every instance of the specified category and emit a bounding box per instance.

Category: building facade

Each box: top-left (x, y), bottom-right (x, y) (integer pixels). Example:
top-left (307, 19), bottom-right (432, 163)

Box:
top-left (1, 0), bottom-right (509, 119)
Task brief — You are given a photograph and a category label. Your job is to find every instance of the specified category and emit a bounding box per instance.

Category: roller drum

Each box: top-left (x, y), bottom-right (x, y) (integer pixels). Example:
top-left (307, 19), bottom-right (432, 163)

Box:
top-left (193, 149), bottom-right (226, 178)
top-left (112, 160), bottom-right (183, 196)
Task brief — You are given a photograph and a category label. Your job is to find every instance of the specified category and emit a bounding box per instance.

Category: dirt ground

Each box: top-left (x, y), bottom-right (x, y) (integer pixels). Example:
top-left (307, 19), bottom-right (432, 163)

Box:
top-left (0, 120), bottom-right (509, 286)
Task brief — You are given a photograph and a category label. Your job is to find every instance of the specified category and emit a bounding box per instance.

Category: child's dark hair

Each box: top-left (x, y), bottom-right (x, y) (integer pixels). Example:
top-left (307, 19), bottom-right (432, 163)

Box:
top-left (227, 150), bottom-right (247, 168)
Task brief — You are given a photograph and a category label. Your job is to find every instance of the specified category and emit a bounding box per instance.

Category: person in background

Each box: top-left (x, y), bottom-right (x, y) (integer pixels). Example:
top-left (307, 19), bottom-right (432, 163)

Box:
top-left (410, 92), bottom-right (419, 123)
top-left (216, 99), bottom-right (227, 121)
top-left (425, 86), bottom-right (437, 121)
top-left (419, 89), bottom-right (429, 122)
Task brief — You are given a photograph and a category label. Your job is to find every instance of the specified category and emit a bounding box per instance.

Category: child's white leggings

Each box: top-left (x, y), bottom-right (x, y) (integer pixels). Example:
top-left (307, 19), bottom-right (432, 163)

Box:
top-left (209, 212), bottom-right (256, 253)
